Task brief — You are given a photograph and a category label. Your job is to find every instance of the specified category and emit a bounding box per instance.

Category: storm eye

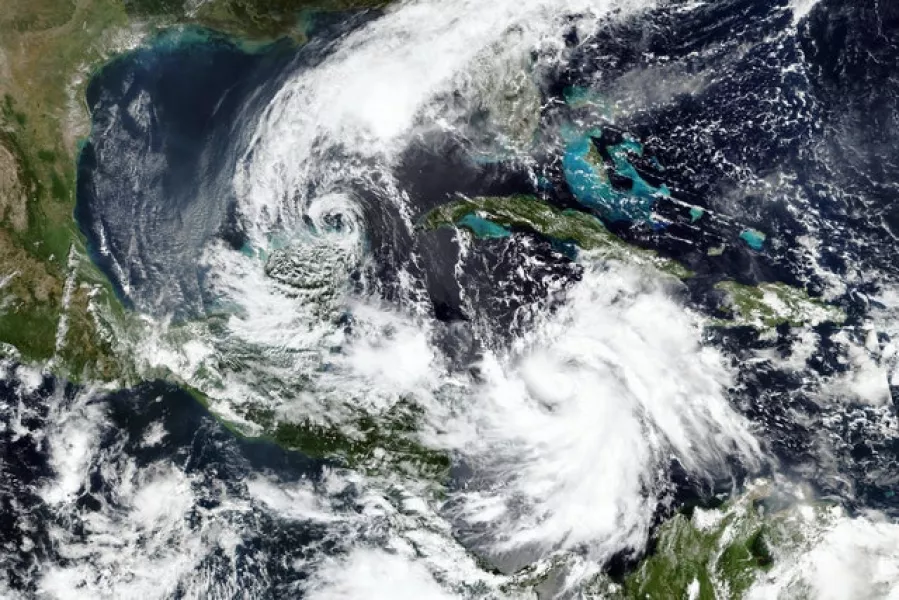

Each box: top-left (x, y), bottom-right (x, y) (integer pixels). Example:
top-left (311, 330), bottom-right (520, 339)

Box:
top-left (323, 212), bottom-right (345, 232)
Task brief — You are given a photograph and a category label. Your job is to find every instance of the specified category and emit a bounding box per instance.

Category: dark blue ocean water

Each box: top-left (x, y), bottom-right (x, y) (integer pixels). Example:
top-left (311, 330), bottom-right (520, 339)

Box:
top-left (55, 0), bottom-right (899, 594)
top-left (73, 0), bottom-right (899, 501)
top-left (75, 28), bottom-right (298, 315)
top-left (0, 365), bottom-right (335, 596)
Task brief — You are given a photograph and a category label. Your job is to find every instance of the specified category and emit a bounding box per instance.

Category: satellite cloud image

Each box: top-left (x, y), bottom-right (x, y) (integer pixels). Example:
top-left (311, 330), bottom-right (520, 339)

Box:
top-left (1, 0), bottom-right (899, 597)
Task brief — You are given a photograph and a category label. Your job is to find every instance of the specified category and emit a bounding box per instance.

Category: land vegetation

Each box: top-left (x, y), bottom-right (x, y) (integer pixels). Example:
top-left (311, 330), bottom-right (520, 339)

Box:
top-left (0, 4), bottom-right (845, 596)
top-left (0, 0), bottom-right (385, 379)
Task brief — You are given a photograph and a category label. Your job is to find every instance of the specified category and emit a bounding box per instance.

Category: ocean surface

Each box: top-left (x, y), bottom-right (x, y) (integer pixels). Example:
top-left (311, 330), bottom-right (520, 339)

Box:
top-left (4, 0), bottom-right (899, 597)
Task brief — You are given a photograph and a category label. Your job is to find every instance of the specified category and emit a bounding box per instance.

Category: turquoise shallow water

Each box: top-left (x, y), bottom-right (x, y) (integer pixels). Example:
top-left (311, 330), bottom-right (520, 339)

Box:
top-left (457, 214), bottom-right (512, 238)
top-left (740, 228), bottom-right (766, 250)
top-left (690, 206), bottom-right (705, 222)
top-left (560, 126), bottom-right (668, 224)
top-left (75, 27), bottom-right (295, 315)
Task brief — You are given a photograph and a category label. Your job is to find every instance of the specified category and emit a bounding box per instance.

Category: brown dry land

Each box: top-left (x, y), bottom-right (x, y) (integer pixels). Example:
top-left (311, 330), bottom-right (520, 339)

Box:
top-left (0, 0), bottom-right (385, 379)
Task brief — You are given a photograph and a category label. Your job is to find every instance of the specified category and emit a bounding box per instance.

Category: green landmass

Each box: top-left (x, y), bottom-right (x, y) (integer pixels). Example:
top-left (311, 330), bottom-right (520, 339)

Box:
top-left (620, 508), bottom-right (771, 599)
top-left (503, 490), bottom-right (776, 599)
top-left (192, 0), bottom-right (388, 41)
top-left (0, 0), bottom-right (139, 380)
top-left (189, 386), bottom-right (451, 481)
top-left (422, 194), bottom-right (694, 279)
top-left (609, 485), bottom-right (847, 599)
top-left (423, 195), bottom-right (847, 330)
top-left (0, 0), bottom-right (388, 381)
top-left (714, 280), bottom-right (846, 329)
top-left (502, 484), bottom-right (838, 599)
top-left (121, 0), bottom-right (388, 40)
top-left (0, 4), bottom-right (854, 596)
top-left (0, 0), bottom-right (450, 483)
top-left (266, 402), bottom-right (451, 479)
